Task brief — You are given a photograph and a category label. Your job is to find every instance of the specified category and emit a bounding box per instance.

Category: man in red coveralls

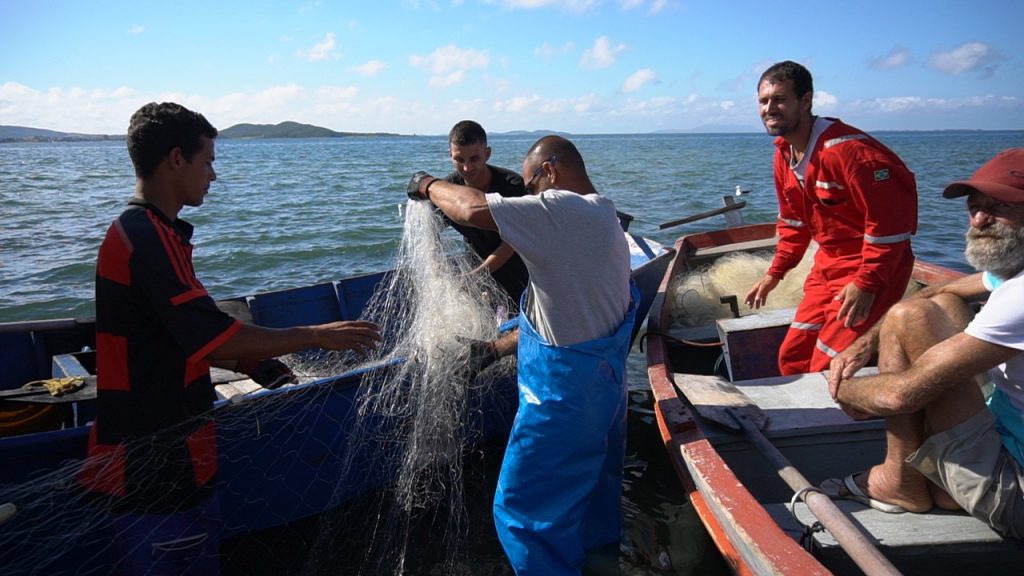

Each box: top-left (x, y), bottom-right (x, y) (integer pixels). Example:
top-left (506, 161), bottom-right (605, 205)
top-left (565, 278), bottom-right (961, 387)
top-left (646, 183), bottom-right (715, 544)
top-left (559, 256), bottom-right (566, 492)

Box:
top-left (744, 61), bottom-right (918, 375)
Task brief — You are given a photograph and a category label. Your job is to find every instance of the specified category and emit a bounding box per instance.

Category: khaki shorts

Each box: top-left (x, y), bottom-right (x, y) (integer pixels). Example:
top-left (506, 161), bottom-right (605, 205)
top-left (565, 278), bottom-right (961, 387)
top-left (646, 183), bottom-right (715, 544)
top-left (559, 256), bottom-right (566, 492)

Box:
top-left (907, 408), bottom-right (1024, 538)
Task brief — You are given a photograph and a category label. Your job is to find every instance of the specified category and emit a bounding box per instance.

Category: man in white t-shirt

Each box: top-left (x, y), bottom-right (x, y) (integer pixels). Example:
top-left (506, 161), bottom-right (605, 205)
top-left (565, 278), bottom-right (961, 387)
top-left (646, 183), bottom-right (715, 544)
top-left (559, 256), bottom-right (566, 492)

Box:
top-left (824, 148), bottom-right (1024, 538)
top-left (407, 135), bottom-right (637, 574)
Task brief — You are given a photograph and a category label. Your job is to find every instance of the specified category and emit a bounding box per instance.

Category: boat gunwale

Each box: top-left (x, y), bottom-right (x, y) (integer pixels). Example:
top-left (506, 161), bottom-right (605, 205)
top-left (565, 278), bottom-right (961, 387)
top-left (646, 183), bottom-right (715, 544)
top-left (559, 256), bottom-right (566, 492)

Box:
top-left (646, 223), bottom-right (966, 575)
top-left (647, 225), bottom-right (828, 575)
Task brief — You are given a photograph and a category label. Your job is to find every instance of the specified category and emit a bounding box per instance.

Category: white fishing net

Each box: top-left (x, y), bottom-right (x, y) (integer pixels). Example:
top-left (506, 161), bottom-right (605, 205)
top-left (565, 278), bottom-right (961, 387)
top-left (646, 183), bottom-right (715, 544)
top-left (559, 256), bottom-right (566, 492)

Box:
top-left (668, 246), bottom-right (815, 329)
top-left (0, 200), bottom-right (518, 575)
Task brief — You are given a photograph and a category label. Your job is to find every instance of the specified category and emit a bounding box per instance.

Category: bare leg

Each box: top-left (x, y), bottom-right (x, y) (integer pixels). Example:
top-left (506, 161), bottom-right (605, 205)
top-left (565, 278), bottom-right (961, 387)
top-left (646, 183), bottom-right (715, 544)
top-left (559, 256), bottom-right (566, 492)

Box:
top-left (856, 294), bottom-right (974, 512)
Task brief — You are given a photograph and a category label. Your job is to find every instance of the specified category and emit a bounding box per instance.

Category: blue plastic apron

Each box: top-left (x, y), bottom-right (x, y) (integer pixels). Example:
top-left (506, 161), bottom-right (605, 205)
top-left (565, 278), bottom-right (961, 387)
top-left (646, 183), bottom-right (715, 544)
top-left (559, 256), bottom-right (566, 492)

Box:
top-left (494, 283), bottom-right (639, 575)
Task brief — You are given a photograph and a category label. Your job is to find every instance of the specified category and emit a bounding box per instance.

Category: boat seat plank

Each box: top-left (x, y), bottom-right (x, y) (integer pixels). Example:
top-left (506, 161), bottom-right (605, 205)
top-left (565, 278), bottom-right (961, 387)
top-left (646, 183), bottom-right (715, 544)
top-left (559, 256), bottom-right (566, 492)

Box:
top-left (683, 370), bottom-right (887, 443)
top-left (740, 370), bottom-right (884, 435)
top-left (765, 500), bottom-right (1024, 571)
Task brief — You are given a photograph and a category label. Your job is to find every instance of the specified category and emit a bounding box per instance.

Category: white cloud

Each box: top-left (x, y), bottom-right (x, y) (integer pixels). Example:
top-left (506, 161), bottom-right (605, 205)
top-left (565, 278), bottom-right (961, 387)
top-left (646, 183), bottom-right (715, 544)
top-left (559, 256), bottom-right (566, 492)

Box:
top-left (351, 60), bottom-right (387, 76)
top-left (870, 46), bottom-right (911, 70)
top-left (534, 41), bottom-right (574, 61)
top-left (623, 69), bottom-right (657, 92)
top-left (316, 86), bottom-right (360, 101)
top-left (297, 32), bottom-right (340, 62)
top-left (430, 70), bottom-right (466, 88)
top-left (580, 36), bottom-right (625, 70)
top-left (617, 0), bottom-right (668, 13)
top-left (929, 42), bottom-right (999, 76)
top-left (813, 90), bottom-right (838, 111)
top-left (851, 94), bottom-right (1023, 114)
top-left (129, 25), bottom-right (144, 36)
top-left (409, 44), bottom-right (489, 87)
top-left (492, 94), bottom-right (543, 114)
top-left (495, 0), bottom-right (599, 12)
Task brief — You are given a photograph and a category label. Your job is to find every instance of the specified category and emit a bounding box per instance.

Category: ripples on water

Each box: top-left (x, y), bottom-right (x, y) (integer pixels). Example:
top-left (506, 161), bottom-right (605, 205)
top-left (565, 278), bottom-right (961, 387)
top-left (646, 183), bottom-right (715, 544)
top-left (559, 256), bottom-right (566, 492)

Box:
top-left (1, 131), bottom-right (1020, 573)
top-left (3, 131), bottom-right (1018, 320)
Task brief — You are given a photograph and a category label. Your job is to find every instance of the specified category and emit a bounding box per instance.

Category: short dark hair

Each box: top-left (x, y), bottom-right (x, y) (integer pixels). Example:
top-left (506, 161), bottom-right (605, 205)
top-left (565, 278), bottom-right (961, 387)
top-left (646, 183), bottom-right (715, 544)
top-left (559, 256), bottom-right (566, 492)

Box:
top-left (759, 60), bottom-right (814, 101)
top-left (448, 120), bottom-right (487, 147)
top-left (127, 102), bottom-right (217, 180)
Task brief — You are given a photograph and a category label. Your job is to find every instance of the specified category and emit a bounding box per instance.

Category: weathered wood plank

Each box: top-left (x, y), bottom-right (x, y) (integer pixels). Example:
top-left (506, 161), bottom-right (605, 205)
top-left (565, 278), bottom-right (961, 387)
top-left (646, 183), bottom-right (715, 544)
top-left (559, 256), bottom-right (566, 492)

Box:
top-left (670, 373), bottom-right (769, 431)
top-left (766, 499), bottom-right (1011, 547)
top-left (688, 236), bottom-right (779, 259)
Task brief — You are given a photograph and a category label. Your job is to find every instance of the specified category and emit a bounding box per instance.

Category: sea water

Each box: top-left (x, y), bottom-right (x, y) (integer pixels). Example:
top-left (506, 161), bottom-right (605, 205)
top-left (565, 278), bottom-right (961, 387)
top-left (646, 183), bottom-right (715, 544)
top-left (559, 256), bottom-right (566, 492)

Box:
top-left (1, 130), bottom-right (1020, 574)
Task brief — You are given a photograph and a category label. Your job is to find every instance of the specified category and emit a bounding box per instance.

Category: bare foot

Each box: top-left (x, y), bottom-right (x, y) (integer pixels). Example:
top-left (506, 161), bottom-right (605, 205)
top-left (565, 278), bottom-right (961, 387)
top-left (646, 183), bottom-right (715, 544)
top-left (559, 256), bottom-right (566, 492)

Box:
top-left (860, 466), bottom-right (933, 514)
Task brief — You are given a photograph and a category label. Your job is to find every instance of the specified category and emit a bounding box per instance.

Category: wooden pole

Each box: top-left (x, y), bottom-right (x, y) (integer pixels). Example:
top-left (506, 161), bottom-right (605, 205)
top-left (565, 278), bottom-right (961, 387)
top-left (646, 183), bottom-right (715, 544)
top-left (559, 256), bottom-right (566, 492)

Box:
top-left (730, 411), bottom-right (902, 576)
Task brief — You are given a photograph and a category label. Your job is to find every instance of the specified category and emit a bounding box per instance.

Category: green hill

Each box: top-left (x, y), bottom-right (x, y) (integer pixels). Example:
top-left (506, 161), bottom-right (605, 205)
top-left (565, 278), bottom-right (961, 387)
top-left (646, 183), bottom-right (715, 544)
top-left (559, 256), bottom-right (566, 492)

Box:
top-left (219, 121), bottom-right (397, 139)
top-left (0, 125), bottom-right (120, 142)
top-left (0, 121), bottom-right (399, 142)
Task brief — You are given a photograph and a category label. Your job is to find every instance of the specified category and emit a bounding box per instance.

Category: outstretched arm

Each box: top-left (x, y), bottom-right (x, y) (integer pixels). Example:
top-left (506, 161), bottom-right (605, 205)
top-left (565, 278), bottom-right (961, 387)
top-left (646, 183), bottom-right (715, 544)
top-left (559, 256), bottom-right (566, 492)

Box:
top-left (408, 172), bottom-right (497, 230)
top-left (209, 321), bottom-right (382, 362)
top-left (471, 241), bottom-right (516, 275)
top-left (833, 331), bottom-right (1017, 417)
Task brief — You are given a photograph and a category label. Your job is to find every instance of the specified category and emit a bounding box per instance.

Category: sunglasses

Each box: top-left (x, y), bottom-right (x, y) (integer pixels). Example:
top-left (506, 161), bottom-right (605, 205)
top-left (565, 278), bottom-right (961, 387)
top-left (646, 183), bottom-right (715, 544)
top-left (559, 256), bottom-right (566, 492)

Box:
top-left (525, 155), bottom-right (558, 193)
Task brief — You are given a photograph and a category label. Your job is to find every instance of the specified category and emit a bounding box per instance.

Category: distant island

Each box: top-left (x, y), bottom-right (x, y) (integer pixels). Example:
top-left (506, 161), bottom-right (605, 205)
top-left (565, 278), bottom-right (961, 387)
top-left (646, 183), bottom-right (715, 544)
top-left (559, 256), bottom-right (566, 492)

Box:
top-left (0, 121), bottom-right (399, 143)
top-left (0, 126), bottom-right (123, 143)
top-left (219, 121), bottom-right (398, 139)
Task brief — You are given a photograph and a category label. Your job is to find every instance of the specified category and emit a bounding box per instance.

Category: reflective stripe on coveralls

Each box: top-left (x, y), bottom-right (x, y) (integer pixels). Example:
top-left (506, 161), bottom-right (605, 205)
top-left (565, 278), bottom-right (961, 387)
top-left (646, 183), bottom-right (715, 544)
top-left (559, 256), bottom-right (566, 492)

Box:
top-left (494, 283), bottom-right (640, 575)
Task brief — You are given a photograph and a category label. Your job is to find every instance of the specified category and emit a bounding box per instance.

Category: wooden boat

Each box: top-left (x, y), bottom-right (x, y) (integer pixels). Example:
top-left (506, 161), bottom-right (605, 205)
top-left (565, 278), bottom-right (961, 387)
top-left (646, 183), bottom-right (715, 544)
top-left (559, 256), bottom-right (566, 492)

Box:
top-left (0, 228), bottom-right (674, 575)
top-left (645, 221), bottom-right (1024, 575)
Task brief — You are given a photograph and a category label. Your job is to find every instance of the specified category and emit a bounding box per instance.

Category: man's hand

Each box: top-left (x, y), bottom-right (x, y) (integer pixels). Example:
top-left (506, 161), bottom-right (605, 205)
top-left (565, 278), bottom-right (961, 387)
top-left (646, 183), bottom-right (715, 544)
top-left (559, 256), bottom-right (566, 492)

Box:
top-left (827, 376), bottom-right (874, 420)
top-left (829, 329), bottom-right (878, 387)
top-left (834, 282), bottom-right (876, 328)
top-left (407, 171), bottom-right (438, 200)
top-left (312, 320), bottom-right (383, 356)
top-left (237, 358), bottom-right (299, 390)
top-left (457, 336), bottom-right (499, 378)
top-left (745, 274), bottom-right (781, 309)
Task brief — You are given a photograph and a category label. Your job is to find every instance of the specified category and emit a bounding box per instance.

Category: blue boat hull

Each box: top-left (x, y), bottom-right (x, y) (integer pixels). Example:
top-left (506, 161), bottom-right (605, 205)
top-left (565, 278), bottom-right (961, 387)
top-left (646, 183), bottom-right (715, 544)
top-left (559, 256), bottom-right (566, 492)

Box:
top-left (0, 233), bottom-right (673, 574)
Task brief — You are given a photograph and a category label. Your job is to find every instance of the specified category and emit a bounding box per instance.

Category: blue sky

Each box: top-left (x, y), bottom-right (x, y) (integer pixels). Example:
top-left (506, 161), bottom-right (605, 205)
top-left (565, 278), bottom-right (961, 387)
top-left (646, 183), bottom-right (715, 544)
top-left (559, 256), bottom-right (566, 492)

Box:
top-left (2, 0), bottom-right (1021, 135)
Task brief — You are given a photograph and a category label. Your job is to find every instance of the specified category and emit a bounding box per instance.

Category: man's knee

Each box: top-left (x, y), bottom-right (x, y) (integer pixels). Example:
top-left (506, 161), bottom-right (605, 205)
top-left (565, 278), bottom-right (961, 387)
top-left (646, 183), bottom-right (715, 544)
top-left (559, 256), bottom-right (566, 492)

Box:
top-left (880, 299), bottom-right (930, 336)
top-left (930, 292), bottom-right (974, 331)
top-left (883, 297), bottom-right (965, 341)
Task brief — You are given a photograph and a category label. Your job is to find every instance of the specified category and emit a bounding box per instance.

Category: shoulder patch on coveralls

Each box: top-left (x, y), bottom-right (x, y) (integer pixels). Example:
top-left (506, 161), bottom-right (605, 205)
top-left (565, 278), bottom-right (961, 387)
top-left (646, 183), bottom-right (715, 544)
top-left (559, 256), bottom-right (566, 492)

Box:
top-left (874, 168), bottom-right (890, 182)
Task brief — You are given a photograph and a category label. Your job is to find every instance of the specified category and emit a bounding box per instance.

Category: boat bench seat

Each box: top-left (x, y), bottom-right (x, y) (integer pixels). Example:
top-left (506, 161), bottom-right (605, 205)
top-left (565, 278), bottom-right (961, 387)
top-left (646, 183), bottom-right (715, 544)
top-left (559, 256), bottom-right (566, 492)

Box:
top-left (701, 370), bottom-right (888, 445)
top-left (766, 499), bottom-right (1024, 572)
top-left (700, 369), bottom-right (1024, 570)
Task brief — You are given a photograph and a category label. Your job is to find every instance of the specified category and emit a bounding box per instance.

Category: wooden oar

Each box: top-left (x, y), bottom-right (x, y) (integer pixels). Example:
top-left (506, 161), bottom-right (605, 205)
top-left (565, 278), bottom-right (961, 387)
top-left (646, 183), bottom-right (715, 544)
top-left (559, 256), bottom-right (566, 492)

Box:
top-left (675, 373), bottom-right (902, 576)
top-left (659, 200), bottom-right (746, 230)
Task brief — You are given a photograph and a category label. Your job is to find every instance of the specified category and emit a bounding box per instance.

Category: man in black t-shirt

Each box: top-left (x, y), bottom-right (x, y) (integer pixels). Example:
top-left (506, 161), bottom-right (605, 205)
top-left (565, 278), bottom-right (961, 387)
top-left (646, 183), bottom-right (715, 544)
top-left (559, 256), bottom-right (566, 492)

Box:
top-left (441, 120), bottom-right (530, 307)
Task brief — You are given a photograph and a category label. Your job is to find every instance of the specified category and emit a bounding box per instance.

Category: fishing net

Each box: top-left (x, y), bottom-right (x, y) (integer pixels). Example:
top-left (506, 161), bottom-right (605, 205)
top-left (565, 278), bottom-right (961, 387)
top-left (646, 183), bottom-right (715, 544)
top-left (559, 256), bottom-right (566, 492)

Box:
top-left (0, 200), bottom-right (518, 575)
top-left (668, 246), bottom-right (815, 328)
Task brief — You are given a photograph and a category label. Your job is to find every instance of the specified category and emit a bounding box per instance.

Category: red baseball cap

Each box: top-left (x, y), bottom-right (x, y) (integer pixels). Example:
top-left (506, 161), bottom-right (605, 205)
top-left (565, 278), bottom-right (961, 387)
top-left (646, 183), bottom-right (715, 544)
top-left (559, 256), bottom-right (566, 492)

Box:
top-left (943, 148), bottom-right (1024, 203)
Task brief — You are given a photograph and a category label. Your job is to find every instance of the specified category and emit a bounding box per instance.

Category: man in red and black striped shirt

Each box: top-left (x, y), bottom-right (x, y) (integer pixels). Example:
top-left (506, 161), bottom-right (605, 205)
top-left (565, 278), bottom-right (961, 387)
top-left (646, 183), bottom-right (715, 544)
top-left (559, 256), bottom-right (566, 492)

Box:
top-left (79, 102), bottom-right (381, 574)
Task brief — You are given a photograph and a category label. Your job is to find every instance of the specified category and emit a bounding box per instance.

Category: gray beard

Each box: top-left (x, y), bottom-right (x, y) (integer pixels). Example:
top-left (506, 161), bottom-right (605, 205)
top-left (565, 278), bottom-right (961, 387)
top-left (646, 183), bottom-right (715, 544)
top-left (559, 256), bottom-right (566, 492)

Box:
top-left (965, 222), bottom-right (1024, 280)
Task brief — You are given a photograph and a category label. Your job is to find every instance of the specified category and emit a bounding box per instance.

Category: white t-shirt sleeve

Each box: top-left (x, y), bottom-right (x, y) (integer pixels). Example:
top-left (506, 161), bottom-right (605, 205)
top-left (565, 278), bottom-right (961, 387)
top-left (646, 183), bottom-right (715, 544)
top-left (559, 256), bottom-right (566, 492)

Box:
top-left (966, 272), bottom-right (1024, 351)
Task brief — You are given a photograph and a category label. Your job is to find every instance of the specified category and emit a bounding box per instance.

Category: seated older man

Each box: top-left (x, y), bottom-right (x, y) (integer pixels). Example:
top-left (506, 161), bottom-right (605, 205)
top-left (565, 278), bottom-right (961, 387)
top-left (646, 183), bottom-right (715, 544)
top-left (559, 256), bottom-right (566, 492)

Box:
top-left (823, 148), bottom-right (1024, 538)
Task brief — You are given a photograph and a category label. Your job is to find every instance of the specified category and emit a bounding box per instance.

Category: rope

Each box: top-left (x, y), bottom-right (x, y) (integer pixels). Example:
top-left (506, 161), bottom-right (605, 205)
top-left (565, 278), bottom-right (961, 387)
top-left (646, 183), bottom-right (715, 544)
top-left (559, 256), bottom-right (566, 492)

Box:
top-left (790, 486), bottom-right (827, 553)
top-left (21, 377), bottom-right (86, 397)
